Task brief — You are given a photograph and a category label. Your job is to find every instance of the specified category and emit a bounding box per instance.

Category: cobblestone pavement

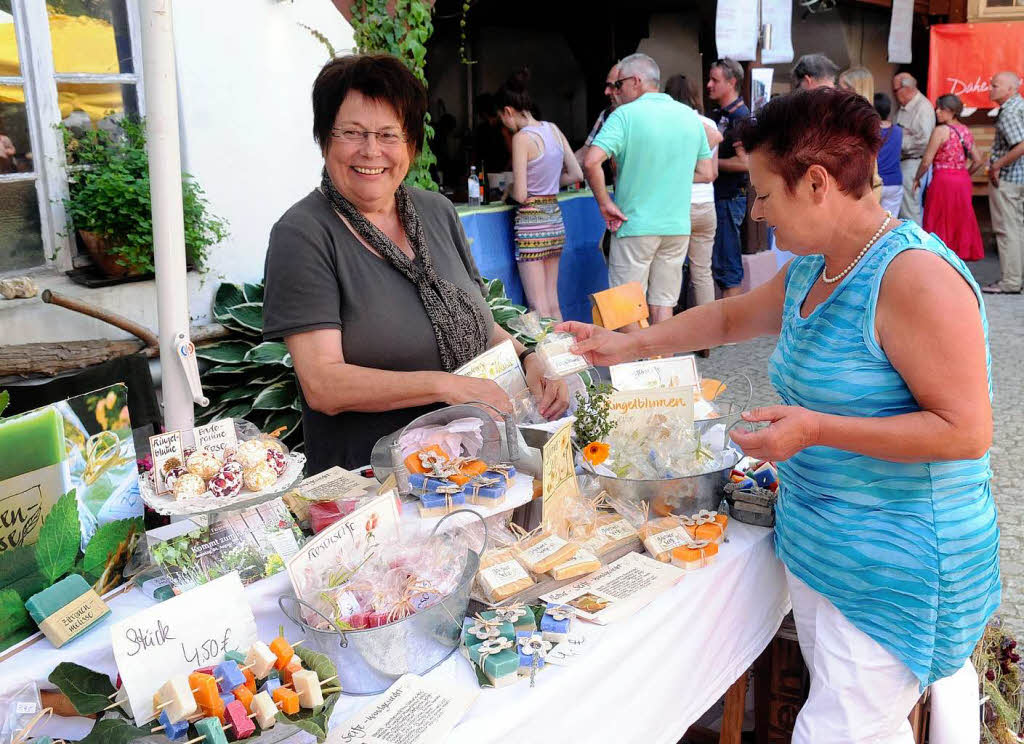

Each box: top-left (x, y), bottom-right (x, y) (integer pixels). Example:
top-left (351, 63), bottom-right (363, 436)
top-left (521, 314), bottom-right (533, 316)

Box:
top-left (695, 252), bottom-right (1024, 636)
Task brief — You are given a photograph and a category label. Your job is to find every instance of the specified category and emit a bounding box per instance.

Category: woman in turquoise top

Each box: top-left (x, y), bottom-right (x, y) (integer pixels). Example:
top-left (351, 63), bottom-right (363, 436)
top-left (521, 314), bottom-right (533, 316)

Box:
top-left (559, 88), bottom-right (999, 743)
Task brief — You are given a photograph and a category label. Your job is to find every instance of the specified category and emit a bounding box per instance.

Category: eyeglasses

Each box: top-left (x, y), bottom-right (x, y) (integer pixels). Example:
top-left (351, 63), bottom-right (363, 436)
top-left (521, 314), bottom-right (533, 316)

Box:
top-left (611, 76), bottom-right (638, 90)
top-left (331, 127), bottom-right (408, 146)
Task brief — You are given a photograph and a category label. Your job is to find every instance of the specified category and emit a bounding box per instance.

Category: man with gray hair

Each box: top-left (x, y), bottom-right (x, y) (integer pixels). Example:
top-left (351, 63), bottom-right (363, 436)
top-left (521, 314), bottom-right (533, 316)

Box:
top-left (983, 70), bottom-right (1024, 294)
top-left (584, 52), bottom-right (714, 324)
top-left (792, 53), bottom-right (839, 90)
top-left (892, 72), bottom-right (935, 224)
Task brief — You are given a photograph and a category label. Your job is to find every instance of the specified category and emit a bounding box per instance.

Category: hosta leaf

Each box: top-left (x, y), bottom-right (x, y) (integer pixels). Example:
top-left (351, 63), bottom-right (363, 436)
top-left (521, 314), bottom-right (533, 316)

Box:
top-left (35, 490), bottom-right (81, 584)
top-left (77, 717), bottom-right (151, 744)
top-left (275, 713), bottom-right (325, 741)
top-left (252, 381), bottom-right (297, 411)
top-left (226, 303), bottom-right (264, 333)
top-left (217, 384), bottom-right (263, 403)
top-left (213, 283), bottom-right (246, 322)
top-left (48, 662), bottom-right (116, 714)
top-left (244, 341), bottom-right (292, 367)
top-left (242, 282), bottom-right (265, 303)
top-left (220, 403), bottom-right (254, 419)
top-left (264, 410), bottom-right (301, 440)
top-left (204, 363), bottom-right (259, 377)
top-left (294, 644), bottom-right (338, 684)
top-left (195, 340), bottom-right (254, 363)
top-left (82, 517), bottom-right (143, 579)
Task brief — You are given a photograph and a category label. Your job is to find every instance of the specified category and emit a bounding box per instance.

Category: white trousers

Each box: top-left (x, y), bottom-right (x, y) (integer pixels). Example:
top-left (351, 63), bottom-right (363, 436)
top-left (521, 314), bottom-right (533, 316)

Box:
top-left (786, 569), bottom-right (979, 744)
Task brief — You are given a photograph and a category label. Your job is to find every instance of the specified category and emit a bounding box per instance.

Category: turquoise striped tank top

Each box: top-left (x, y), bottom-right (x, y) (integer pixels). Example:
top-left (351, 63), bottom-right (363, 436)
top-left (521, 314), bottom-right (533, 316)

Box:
top-left (769, 220), bottom-right (1001, 689)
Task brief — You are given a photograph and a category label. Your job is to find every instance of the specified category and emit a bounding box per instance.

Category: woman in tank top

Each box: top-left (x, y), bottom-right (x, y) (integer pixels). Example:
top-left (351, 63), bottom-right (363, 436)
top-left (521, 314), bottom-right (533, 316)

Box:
top-left (556, 88), bottom-right (997, 744)
top-left (496, 69), bottom-right (583, 320)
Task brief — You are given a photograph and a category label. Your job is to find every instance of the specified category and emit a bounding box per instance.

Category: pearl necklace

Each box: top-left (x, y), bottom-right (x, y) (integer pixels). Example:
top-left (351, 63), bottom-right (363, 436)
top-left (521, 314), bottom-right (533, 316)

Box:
top-left (821, 211), bottom-right (892, 284)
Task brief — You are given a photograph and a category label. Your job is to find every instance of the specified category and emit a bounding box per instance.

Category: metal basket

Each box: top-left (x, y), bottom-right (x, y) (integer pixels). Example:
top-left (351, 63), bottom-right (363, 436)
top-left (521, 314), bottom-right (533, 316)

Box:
top-left (694, 373), bottom-right (753, 438)
top-left (278, 510), bottom-right (486, 696)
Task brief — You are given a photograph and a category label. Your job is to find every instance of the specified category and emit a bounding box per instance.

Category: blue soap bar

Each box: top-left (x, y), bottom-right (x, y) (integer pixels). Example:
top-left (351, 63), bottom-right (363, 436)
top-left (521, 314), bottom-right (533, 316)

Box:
top-left (408, 472), bottom-right (455, 494)
top-left (419, 490), bottom-right (465, 509)
top-left (483, 466), bottom-right (517, 487)
top-left (259, 678), bottom-right (281, 696)
top-left (515, 631), bottom-right (546, 670)
top-left (540, 604), bottom-right (572, 638)
top-left (25, 574), bottom-right (111, 648)
top-left (219, 691), bottom-right (235, 709)
top-left (752, 464), bottom-right (777, 487)
top-left (159, 710), bottom-right (190, 741)
top-left (462, 477), bottom-right (506, 502)
top-left (215, 661), bottom-right (246, 693)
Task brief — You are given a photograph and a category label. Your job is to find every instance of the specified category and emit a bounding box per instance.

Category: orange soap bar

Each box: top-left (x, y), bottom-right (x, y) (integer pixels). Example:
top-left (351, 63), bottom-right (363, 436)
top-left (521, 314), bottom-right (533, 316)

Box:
top-left (459, 459), bottom-right (487, 478)
top-left (189, 672), bottom-right (219, 710)
top-left (232, 685), bottom-right (254, 714)
top-left (273, 686), bottom-right (300, 715)
top-left (269, 636), bottom-right (294, 670)
top-left (242, 667), bottom-right (256, 693)
top-left (280, 658), bottom-right (303, 686)
top-left (404, 445), bottom-right (449, 474)
top-left (693, 521), bottom-right (724, 543)
top-left (672, 541), bottom-right (720, 565)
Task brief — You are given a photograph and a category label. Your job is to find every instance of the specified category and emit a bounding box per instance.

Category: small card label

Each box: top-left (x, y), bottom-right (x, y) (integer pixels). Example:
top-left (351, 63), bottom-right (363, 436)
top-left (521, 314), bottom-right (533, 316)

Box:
top-left (519, 535), bottom-right (568, 565)
top-left (38, 588), bottom-right (110, 648)
top-left (149, 431), bottom-right (184, 495)
top-left (644, 527), bottom-right (690, 556)
top-left (479, 559), bottom-right (530, 589)
top-left (192, 419), bottom-right (237, 458)
top-left (554, 548), bottom-right (598, 571)
top-left (598, 519), bottom-right (637, 541)
top-left (298, 466), bottom-right (374, 502)
top-left (15, 702), bottom-right (36, 714)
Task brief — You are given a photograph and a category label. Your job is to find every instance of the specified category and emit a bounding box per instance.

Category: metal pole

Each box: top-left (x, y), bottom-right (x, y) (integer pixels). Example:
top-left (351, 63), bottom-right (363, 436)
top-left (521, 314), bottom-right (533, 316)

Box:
top-left (140, 0), bottom-right (200, 432)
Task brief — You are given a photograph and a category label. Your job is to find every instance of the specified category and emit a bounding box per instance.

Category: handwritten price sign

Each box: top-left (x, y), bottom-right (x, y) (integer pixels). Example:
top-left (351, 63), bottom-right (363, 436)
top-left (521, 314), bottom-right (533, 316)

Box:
top-left (111, 573), bottom-right (257, 725)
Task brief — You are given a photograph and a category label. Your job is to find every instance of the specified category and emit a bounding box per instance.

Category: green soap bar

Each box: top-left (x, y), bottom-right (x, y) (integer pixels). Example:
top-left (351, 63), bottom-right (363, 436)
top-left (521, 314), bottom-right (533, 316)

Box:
top-left (25, 574), bottom-right (110, 645)
top-left (481, 648), bottom-right (519, 679)
top-left (0, 406), bottom-right (65, 480)
top-left (462, 619), bottom-right (514, 648)
top-left (225, 649), bottom-right (247, 664)
top-left (481, 608), bottom-right (537, 632)
top-left (194, 717), bottom-right (229, 744)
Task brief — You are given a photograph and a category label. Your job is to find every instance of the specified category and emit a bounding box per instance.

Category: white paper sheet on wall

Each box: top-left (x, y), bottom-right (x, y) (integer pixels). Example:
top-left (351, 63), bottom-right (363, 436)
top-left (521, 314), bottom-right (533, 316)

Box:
top-left (888, 0), bottom-right (914, 64)
top-left (716, 0), bottom-right (759, 62)
top-left (760, 0), bottom-right (794, 64)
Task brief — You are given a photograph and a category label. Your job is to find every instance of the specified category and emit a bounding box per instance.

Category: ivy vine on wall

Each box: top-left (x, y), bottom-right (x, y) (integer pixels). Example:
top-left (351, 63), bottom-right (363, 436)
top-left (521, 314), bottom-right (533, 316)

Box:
top-left (350, 0), bottom-right (438, 191)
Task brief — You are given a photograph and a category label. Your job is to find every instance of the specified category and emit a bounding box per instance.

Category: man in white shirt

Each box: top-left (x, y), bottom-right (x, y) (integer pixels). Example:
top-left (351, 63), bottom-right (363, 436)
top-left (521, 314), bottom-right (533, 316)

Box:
top-left (892, 73), bottom-right (935, 224)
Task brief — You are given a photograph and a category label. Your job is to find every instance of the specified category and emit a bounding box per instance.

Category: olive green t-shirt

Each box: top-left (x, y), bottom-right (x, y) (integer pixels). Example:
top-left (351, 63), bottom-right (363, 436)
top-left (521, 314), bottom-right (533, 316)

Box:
top-left (262, 187), bottom-right (493, 474)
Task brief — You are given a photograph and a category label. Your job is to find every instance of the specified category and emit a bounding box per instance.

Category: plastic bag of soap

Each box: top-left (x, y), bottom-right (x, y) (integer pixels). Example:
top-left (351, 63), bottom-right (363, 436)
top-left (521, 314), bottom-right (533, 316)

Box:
top-left (0, 681), bottom-right (42, 744)
top-left (507, 312), bottom-right (590, 380)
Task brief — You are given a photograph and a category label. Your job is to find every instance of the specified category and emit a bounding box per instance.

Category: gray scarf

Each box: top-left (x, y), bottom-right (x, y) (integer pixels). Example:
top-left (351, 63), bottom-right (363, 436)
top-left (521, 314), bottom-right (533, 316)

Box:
top-left (320, 170), bottom-right (490, 371)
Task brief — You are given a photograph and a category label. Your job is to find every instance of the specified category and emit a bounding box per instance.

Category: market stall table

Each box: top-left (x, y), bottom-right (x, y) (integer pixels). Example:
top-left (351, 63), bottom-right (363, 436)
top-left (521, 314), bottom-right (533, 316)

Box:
top-left (3, 519), bottom-right (787, 743)
top-left (459, 191), bottom-right (609, 323)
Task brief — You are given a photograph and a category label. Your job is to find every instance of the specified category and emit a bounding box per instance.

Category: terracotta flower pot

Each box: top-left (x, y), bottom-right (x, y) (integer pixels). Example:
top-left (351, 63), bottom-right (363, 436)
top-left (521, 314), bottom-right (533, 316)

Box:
top-left (78, 230), bottom-right (147, 278)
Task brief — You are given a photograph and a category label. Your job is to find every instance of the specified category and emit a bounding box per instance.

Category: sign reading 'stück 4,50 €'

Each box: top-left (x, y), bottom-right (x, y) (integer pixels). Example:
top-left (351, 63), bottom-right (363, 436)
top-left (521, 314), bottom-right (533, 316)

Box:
top-left (110, 572), bottom-right (257, 725)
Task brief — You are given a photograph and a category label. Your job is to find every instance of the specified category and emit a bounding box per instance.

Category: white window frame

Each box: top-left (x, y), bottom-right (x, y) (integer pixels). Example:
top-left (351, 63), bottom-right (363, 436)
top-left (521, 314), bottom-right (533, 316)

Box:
top-left (1, 0), bottom-right (145, 276)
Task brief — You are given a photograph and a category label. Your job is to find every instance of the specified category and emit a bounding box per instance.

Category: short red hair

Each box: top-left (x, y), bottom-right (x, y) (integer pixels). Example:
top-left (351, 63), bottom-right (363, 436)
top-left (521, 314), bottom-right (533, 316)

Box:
top-left (739, 88), bottom-right (881, 199)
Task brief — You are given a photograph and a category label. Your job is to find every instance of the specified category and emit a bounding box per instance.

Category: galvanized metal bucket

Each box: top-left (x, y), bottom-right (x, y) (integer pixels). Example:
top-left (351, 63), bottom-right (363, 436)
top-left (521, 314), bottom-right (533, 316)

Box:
top-left (278, 510), bottom-right (487, 696)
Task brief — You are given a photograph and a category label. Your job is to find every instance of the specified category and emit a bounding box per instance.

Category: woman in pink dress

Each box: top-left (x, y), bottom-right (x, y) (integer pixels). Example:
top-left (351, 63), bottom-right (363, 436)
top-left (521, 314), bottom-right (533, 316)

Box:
top-left (914, 94), bottom-right (985, 261)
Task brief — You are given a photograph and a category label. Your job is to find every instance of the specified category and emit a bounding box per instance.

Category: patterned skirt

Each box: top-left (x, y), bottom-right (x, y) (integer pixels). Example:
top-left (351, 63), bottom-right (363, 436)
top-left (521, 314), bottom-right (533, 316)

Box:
top-left (513, 196), bottom-right (566, 262)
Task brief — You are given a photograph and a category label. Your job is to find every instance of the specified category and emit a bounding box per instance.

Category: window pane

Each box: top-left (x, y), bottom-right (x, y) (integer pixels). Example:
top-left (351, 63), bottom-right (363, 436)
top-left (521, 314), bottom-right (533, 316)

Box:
top-left (48, 0), bottom-right (134, 75)
top-left (0, 97), bottom-right (33, 174)
top-left (0, 8), bottom-right (20, 75)
top-left (58, 82), bottom-right (138, 129)
top-left (0, 180), bottom-right (45, 272)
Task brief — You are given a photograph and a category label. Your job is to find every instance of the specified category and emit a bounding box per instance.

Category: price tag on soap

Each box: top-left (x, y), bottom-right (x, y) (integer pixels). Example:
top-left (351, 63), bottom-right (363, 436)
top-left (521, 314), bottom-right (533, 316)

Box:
top-left (149, 431), bottom-right (184, 495)
top-left (111, 572), bottom-right (257, 725)
top-left (191, 419), bottom-right (237, 459)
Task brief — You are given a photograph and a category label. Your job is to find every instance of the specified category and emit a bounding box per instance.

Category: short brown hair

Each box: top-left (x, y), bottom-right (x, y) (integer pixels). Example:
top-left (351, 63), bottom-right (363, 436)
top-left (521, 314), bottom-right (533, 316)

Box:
top-left (312, 54), bottom-right (427, 155)
top-left (711, 58), bottom-right (744, 92)
top-left (664, 74), bottom-right (703, 114)
top-left (739, 87), bottom-right (881, 199)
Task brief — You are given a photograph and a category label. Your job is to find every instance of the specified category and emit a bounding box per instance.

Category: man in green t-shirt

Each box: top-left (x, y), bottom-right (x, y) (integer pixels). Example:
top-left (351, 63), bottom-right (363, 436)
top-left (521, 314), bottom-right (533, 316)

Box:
top-left (584, 52), bottom-right (713, 324)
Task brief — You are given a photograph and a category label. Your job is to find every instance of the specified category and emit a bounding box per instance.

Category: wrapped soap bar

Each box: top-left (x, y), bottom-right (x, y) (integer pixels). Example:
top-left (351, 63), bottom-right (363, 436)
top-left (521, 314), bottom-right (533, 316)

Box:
top-left (583, 514), bottom-right (639, 555)
top-left (477, 548), bottom-right (535, 603)
top-left (515, 631), bottom-right (552, 676)
top-left (513, 531), bottom-right (579, 574)
top-left (671, 540), bottom-right (719, 571)
top-left (458, 459), bottom-right (488, 479)
top-left (469, 637), bottom-right (519, 688)
top-left (640, 517), bottom-right (692, 562)
top-left (462, 475), bottom-right (506, 507)
top-left (25, 574), bottom-right (110, 648)
top-left (292, 669), bottom-right (324, 708)
top-left (404, 445), bottom-right (450, 475)
top-left (417, 485), bottom-right (465, 517)
top-left (408, 472), bottom-right (457, 495)
top-left (535, 331), bottom-right (590, 379)
top-left (309, 499), bottom-right (358, 533)
top-left (482, 603), bottom-right (536, 633)
top-left (540, 603), bottom-right (574, 643)
top-left (549, 548), bottom-right (601, 580)
top-left (461, 616), bottom-right (515, 648)
top-left (684, 510), bottom-right (728, 544)
top-left (483, 463), bottom-right (517, 488)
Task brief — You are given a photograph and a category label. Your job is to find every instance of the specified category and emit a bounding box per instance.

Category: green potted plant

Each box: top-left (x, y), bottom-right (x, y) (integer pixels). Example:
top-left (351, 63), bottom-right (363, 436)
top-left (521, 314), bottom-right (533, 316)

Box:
top-left (62, 117), bottom-right (228, 278)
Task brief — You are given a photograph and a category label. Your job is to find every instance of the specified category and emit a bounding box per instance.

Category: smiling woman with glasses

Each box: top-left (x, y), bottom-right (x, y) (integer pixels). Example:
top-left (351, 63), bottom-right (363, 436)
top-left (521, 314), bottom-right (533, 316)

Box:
top-left (261, 54), bottom-right (569, 474)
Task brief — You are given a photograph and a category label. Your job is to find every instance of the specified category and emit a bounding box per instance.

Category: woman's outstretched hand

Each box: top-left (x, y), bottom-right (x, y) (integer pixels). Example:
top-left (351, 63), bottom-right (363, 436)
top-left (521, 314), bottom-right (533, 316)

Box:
top-left (730, 405), bottom-right (821, 461)
top-left (554, 322), bottom-right (642, 367)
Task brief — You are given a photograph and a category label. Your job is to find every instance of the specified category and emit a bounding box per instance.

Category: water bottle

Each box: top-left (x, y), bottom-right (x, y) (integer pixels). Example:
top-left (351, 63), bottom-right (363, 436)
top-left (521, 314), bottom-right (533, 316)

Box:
top-left (467, 166), bottom-right (481, 207)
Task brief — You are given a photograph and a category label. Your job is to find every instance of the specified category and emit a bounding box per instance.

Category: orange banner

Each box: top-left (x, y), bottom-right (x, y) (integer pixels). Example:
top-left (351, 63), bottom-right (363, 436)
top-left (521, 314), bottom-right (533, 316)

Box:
top-left (928, 22), bottom-right (1024, 109)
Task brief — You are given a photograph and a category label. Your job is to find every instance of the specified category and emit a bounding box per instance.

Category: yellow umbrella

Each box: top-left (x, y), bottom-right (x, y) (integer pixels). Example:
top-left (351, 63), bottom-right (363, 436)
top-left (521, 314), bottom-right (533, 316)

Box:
top-left (0, 13), bottom-right (125, 121)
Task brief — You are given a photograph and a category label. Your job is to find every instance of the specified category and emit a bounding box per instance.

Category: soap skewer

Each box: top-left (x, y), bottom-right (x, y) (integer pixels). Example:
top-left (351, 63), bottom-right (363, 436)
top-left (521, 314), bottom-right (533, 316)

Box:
top-left (151, 713), bottom-right (203, 733)
top-left (182, 722), bottom-right (233, 744)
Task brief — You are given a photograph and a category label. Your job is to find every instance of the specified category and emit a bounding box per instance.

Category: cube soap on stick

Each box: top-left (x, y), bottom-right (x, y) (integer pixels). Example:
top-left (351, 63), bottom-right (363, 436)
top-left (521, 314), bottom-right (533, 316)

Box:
top-left (157, 676), bottom-right (198, 723)
top-left (269, 636), bottom-right (295, 669)
top-left (188, 672), bottom-right (220, 714)
top-left (224, 650), bottom-right (246, 664)
top-left (249, 691), bottom-right (278, 729)
top-left (244, 641), bottom-right (277, 678)
top-left (224, 699), bottom-right (255, 740)
top-left (157, 710), bottom-right (190, 741)
top-left (272, 686), bottom-right (300, 715)
top-left (280, 658), bottom-right (303, 687)
top-left (218, 691), bottom-right (234, 711)
top-left (241, 667), bottom-right (256, 693)
top-left (193, 716), bottom-right (229, 744)
top-left (291, 669), bottom-right (324, 709)
top-left (232, 685), bottom-right (254, 714)
top-left (214, 661), bottom-right (246, 693)
top-left (259, 678), bottom-right (281, 697)
top-left (25, 574), bottom-right (110, 648)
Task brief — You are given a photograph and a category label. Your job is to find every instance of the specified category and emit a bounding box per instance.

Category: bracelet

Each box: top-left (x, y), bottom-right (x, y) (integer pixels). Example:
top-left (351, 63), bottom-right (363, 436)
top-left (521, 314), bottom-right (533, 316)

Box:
top-left (518, 347), bottom-right (536, 365)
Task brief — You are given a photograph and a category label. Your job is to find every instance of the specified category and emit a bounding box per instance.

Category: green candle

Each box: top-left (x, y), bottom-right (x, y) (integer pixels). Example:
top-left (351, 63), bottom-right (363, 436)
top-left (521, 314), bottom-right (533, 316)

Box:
top-left (0, 406), bottom-right (66, 480)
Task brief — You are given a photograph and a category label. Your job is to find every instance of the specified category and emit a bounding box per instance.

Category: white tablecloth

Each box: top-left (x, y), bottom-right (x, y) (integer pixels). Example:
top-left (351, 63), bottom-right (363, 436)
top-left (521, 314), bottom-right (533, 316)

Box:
top-left (5, 522), bottom-right (789, 743)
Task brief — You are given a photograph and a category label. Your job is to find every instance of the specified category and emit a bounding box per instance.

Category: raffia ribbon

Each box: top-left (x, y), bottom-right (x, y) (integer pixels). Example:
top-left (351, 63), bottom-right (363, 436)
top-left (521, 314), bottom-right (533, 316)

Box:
top-left (468, 476), bottom-right (501, 502)
top-left (487, 462), bottom-right (516, 487)
top-left (11, 707), bottom-right (66, 744)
